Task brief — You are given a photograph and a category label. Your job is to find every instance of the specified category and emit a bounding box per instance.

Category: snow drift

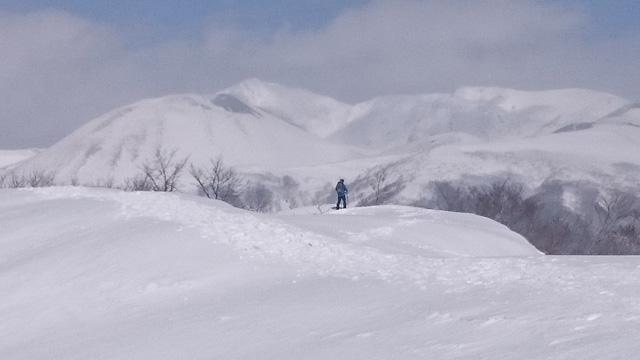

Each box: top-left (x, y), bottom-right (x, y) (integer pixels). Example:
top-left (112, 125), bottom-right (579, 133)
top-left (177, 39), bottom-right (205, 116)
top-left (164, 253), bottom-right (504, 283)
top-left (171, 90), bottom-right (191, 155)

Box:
top-left (3, 188), bottom-right (640, 359)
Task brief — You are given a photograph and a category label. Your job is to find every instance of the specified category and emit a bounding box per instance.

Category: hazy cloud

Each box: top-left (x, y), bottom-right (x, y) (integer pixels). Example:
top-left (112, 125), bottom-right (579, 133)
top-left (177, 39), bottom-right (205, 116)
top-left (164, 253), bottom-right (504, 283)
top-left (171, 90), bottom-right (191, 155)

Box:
top-left (1, 0), bottom-right (639, 148)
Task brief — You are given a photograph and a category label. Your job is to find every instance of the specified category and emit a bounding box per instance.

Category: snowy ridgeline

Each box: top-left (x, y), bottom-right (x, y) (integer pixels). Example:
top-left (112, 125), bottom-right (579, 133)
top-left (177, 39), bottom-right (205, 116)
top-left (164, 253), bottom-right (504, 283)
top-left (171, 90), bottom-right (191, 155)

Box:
top-left (5, 79), bottom-right (640, 195)
top-left (2, 187), bottom-right (640, 359)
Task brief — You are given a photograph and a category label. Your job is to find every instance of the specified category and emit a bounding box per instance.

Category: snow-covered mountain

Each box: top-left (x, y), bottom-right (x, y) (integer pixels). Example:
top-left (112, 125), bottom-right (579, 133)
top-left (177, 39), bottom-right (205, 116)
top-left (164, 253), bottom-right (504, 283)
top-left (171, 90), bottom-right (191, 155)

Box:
top-left (3, 187), bottom-right (640, 359)
top-left (225, 78), bottom-right (353, 138)
top-left (4, 79), bottom-right (640, 203)
top-left (0, 148), bottom-right (40, 168)
top-left (333, 87), bottom-right (633, 150)
top-left (3, 87), bottom-right (363, 185)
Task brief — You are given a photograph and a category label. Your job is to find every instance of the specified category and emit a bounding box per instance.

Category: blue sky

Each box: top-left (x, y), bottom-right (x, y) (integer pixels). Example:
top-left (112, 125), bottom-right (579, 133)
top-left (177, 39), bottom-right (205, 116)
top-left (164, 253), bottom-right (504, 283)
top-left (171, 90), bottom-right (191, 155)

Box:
top-left (1, 0), bottom-right (639, 148)
top-left (3, 0), bottom-right (637, 35)
top-left (0, 0), bottom-right (371, 42)
top-left (3, 0), bottom-right (638, 39)
top-left (562, 0), bottom-right (639, 36)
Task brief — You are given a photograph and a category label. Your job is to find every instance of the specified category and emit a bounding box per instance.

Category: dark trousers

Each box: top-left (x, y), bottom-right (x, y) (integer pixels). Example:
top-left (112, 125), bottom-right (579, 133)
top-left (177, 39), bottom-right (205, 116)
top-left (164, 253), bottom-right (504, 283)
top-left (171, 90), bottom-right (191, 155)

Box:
top-left (336, 195), bottom-right (347, 209)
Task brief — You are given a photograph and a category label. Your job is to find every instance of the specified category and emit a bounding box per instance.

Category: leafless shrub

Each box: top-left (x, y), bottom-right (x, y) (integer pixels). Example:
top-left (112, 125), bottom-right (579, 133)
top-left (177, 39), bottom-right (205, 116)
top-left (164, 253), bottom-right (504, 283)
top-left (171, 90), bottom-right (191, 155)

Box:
top-left (589, 192), bottom-right (640, 254)
top-left (0, 169), bottom-right (56, 188)
top-left (312, 182), bottom-right (334, 210)
top-left (122, 174), bottom-right (155, 192)
top-left (419, 178), bottom-right (640, 255)
top-left (353, 163), bottom-right (406, 207)
top-left (189, 157), bottom-right (243, 204)
top-left (241, 182), bottom-right (274, 212)
top-left (136, 147), bottom-right (189, 192)
top-left (423, 181), bottom-right (471, 212)
top-left (281, 175), bottom-right (300, 209)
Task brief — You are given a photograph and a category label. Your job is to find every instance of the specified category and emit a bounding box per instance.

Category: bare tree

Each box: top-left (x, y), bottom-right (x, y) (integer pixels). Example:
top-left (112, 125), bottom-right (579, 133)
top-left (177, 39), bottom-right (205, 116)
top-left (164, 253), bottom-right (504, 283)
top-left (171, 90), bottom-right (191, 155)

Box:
top-left (347, 162), bottom-right (408, 207)
top-left (419, 178), bottom-right (571, 254)
top-left (281, 175), bottom-right (300, 209)
top-left (311, 182), bottom-right (333, 211)
top-left (369, 166), bottom-right (388, 206)
top-left (139, 148), bottom-right (189, 192)
top-left (426, 181), bottom-right (470, 212)
top-left (28, 169), bottom-right (56, 187)
top-left (189, 157), bottom-right (243, 205)
top-left (242, 182), bottom-right (273, 212)
top-left (5, 172), bottom-right (28, 188)
top-left (590, 193), bottom-right (640, 254)
top-left (122, 174), bottom-right (154, 192)
top-left (358, 172), bottom-right (405, 207)
top-left (1, 169), bottom-right (56, 188)
top-left (466, 180), bottom-right (515, 220)
top-left (594, 194), bottom-right (638, 235)
top-left (415, 178), bottom-right (640, 255)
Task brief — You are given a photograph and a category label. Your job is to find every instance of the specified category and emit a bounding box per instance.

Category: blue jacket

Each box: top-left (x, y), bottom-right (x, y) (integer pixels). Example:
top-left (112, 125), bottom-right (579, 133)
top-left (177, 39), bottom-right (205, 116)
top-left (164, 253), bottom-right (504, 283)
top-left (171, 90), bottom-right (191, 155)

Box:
top-left (335, 181), bottom-right (348, 196)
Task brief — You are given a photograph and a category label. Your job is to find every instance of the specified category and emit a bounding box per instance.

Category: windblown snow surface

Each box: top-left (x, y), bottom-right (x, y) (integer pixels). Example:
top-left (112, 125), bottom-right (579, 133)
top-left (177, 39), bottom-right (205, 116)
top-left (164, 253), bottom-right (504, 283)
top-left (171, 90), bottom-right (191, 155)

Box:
top-left (2, 187), bottom-right (640, 359)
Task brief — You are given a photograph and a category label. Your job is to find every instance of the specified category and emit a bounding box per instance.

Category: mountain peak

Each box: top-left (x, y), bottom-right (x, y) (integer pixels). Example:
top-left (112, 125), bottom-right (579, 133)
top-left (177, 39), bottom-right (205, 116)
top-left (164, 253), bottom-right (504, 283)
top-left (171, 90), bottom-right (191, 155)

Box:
top-left (221, 79), bottom-right (352, 138)
top-left (223, 78), bottom-right (286, 106)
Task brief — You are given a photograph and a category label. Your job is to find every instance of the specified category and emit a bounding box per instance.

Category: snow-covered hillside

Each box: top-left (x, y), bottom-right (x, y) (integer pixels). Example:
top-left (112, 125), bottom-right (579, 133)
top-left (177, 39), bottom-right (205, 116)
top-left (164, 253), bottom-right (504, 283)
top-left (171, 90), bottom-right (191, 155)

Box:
top-left (388, 120), bottom-right (640, 197)
top-left (3, 187), bottom-right (640, 359)
top-left (4, 79), bottom-right (640, 203)
top-left (4, 91), bottom-right (363, 185)
top-left (226, 78), bottom-right (353, 138)
top-left (330, 87), bottom-right (631, 150)
top-left (0, 148), bottom-right (39, 168)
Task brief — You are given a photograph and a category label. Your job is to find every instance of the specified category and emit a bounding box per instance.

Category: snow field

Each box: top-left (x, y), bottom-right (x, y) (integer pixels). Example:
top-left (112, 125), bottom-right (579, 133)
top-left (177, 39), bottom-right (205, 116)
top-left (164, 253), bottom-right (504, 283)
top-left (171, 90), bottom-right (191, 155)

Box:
top-left (31, 187), bottom-right (539, 280)
top-left (2, 187), bottom-right (640, 359)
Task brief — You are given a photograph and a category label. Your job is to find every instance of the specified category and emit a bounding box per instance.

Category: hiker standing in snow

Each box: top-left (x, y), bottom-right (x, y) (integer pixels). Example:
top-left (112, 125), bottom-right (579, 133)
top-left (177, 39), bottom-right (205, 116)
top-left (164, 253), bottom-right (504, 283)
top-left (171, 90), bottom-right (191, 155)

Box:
top-left (335, 179), bottom-right (348, 209)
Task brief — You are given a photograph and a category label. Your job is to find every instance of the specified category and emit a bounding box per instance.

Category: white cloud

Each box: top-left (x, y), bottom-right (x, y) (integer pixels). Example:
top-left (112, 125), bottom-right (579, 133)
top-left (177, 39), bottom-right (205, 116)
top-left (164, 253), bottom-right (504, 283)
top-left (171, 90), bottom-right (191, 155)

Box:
top-left (197, 0), bottom-right (639, 103)
top-left (1, 0), bottom-right (639, 148)
top-left (229, 0), bottom-right (588, 98)
top-left (0, 11), bottom-right (124, 147)
top-left (0, 11), bottom-right (112, 71)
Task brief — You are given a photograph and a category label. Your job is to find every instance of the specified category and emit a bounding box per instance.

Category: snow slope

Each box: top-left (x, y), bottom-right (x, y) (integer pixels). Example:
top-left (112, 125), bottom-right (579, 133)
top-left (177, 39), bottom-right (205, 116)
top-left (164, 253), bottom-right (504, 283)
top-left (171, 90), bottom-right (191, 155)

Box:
top-left (0, 149), bottom-right (39, 168)
top-left (225, 78), bottom-right (353, 138)
top-left (5, 92), bottom-right (362, 185)
top-left (328, 86), bottom-right (640, 198)
top-left (330, 87), bottom-right (632, 151)
top-left (389, 120), bottom-right (640, 198)
top-left (3, 187), bottom-right (640, 359)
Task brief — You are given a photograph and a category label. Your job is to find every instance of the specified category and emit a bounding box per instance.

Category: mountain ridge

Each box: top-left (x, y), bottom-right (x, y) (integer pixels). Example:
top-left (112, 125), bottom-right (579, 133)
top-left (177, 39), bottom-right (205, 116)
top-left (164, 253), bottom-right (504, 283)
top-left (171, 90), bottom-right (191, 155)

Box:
top-left (3, 79), bottom-right (640, 209)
